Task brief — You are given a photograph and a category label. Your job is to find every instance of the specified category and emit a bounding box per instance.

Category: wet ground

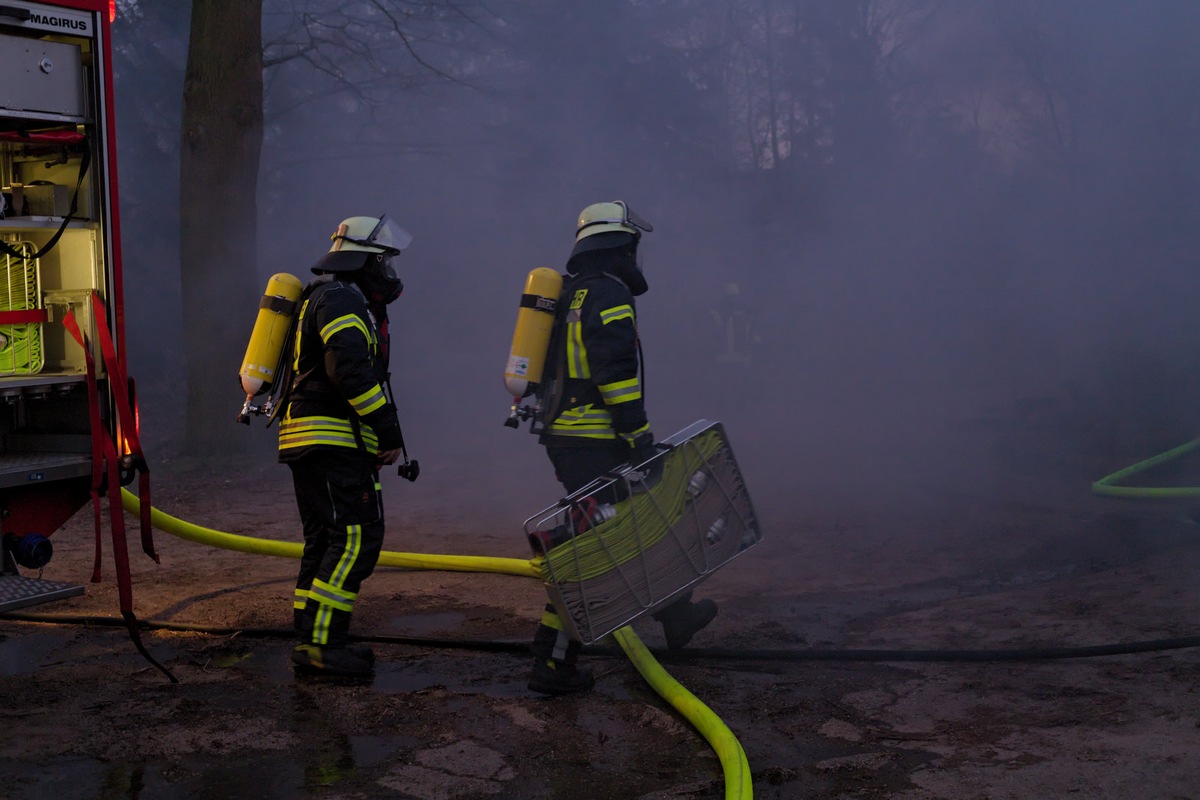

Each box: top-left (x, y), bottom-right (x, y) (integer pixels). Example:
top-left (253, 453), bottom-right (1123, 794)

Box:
top-left (4, 415), bottom-right (1200, 798)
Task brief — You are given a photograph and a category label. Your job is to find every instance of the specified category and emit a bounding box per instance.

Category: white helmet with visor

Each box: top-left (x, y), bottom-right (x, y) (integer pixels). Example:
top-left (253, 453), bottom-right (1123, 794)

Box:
top-left (574, 201), bottom-right (654, 243)
top-left (312, 214), bottom-right (413, 275)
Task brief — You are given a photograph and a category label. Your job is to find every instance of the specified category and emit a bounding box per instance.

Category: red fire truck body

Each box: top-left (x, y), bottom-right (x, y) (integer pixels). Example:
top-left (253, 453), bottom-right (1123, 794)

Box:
top-left (0, 0), bottom-right (149, 612)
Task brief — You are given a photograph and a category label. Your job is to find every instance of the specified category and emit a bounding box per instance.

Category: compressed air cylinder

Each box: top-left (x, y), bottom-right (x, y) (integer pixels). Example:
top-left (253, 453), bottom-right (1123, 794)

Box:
top-left (505, 267), bottom-right (563, 398)
top-left (239, 272), bottom-right (303, 397)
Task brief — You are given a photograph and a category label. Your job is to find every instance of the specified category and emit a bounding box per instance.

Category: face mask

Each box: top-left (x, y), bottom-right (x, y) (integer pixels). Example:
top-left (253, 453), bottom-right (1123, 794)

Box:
top-left (360, 256), bottom-right (404, 304)
top-left (619, 243), bottom-right (648, 296)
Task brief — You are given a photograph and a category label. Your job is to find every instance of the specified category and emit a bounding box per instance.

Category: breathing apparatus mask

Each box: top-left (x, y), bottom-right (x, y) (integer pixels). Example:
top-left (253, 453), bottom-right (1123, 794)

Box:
top-left (312, 214), bottom-right (412, 305)
top-left (336, 215), bottom-right (408, 304)
top-left (360, 254), bottom-right (404, 305)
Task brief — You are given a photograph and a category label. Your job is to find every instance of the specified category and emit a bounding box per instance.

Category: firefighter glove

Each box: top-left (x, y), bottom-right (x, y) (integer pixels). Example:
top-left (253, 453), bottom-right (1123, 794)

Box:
top-left (629, 432), bottom-right (658, 468)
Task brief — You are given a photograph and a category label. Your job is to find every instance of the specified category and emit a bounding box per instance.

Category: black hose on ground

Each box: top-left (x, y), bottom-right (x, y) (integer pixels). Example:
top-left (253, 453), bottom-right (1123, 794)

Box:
top-left (4, 611), bottom-right (1198, 663)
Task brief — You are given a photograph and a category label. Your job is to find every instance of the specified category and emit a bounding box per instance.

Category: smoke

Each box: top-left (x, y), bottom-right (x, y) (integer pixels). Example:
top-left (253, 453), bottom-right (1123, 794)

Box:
top-left (117, 1), bottom-right (1200, 534)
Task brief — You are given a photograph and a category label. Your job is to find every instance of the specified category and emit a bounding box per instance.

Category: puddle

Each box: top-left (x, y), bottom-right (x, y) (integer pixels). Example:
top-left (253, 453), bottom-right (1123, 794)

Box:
top-left (228, 640), bottom-right (529, 698)
top-left (351, 734), bottom-right (410, 768)
top-left (236, 645), bottom-right (301, 684)
top-left (371, 653), bottom-right (529, 698)
top-left (0, 631), bottom-right (63, 677)
top-left (0, 635), bottom-right (705, 800)
top-left (384, 611), bottom-right (467, 636)
top-left (2, 753), bottom-right (304, 800)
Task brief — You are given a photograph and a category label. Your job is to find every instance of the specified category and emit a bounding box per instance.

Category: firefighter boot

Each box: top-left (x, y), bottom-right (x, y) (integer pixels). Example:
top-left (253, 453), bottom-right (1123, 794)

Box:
top-left (529, 609), bottom-right (593, 695)
top-left (294, 602), bottom-right (373, 664)
top-left (291, 643), bottom-right (374, 678)
top-left (528, 657), bottom-right (595, 696)
top-left (346, 643), bottom-right (376, 666)
top-left (654, 595), bottom-right (719, 651)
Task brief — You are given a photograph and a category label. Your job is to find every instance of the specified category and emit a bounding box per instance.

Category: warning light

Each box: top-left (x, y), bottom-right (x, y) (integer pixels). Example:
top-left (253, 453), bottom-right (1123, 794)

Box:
top-left (109, 0), bottom-right (116, 22)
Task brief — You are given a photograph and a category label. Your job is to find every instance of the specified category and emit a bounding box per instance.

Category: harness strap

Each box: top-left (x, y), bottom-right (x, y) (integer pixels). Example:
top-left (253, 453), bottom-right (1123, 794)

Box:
top-left (60, 309), bottom-right (104, 583)
top-left (88, 292), bottom-right (155, 562)
top-left (62, 302), bottom-right (176, 682)
top-left (535, 294), bottom-right (569, 438)
top-left (265, 281), bottom-right (320, 428)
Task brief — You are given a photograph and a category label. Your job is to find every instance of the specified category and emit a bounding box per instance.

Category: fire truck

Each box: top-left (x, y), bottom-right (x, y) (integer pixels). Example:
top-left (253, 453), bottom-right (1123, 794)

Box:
top-left (0, 0), bottom-right (154, 621)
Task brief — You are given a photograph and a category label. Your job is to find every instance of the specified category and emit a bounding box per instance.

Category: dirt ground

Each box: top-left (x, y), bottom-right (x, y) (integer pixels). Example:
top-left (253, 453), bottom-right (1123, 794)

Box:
top-left (3, 410), bottom-right (1200, 800)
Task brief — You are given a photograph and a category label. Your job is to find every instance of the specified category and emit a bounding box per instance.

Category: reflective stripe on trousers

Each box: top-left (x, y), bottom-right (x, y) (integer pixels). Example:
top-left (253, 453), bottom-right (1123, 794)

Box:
top-left (289, 450), bottom-right (385, 648)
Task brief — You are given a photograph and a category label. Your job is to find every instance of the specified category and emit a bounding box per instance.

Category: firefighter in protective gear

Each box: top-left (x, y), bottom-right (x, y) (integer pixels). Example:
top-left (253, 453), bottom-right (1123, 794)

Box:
top-left (282, 214), bottom-right (412, 678)
top-left (528, 201), bottom-right (719, 695)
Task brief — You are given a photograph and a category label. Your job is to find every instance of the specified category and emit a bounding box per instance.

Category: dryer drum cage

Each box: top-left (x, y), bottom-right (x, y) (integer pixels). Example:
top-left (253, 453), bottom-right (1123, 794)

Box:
top-left (0, 240), bottom-right (43, 375)
top-left (525, 420), bottom-right (763, 645)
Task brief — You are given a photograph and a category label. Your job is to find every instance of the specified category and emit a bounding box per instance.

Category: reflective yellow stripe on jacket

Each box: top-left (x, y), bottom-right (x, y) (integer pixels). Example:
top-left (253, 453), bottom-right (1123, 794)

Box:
top-left (321, 314), bottom-right (389, 415)
top-left (348, 385), bottom-right (387, 415)
top-left (565, 308), bottom-right (589, 379)
top-left (552, 299), bottom-right (645, 441)
top-left (320, 313), bottom-right (373, 347)
top-left (599, 304), bottom-right (633, 324)
top-left (598, 376), bottom-right (640, 405)
top-left (546, 403), bottom-right (615, 439)
top-left (278, 414), bottom-right (380, 454)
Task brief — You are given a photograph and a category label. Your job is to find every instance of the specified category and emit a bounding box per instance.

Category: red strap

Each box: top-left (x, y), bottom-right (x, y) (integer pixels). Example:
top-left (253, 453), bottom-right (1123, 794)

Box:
top-left (62, 297), bottom-right (175, 682)
top-left (98, 371), bottom-right (175, 682)
top-left (0, 131), bottom-right (86, 144)
top-left (62, 308), bottom-right (106, 583)
top-left (90, 493), bottom-right (103, 583)
top-left (88, 293), bottom-right (156, 562)
top-left (0, 310), bottom-right (48, 324)
top-left (101, 430), bottom-right (132, 611)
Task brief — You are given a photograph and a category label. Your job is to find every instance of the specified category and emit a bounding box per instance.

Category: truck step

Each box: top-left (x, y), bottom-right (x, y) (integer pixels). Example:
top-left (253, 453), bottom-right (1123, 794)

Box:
top-left (0, 574), bottom-right (83, 612)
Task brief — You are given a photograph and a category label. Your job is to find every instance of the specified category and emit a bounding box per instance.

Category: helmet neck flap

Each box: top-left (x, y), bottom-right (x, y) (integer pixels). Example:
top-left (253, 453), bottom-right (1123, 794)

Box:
top-left (567, 201), bottom-right (653, 296)
top-left (567, 238), bottom-right (647, 296)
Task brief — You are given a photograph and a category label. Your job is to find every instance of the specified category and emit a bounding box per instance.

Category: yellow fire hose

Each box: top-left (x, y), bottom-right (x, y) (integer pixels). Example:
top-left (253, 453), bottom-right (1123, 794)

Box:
top-left (613, 626), bottom-right (753, 797)
top-left (120, 488), bottom-right (539, 577)
top-left (120, 488), bottom-right (752, 799)
top-left (1091, 437), bottom-right (1200, 498)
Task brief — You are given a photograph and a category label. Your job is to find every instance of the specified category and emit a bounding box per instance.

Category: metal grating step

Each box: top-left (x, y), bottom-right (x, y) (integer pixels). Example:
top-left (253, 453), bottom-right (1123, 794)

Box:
top-left (0, 574), bottom-right (83, 612)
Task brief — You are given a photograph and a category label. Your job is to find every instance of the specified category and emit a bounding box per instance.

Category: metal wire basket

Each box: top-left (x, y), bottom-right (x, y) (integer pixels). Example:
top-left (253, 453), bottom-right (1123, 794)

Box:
top-left (525, 419), bottom-right (763, 644)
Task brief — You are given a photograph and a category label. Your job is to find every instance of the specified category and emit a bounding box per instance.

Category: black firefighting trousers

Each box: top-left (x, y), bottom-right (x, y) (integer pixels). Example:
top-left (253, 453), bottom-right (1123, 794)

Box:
top-left (289, 449), bottom-right (385, 649)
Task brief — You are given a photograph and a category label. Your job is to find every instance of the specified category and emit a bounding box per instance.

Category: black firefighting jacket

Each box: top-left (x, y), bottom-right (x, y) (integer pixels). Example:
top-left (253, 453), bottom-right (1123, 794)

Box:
top-left (541, 270), bottom-right (650, 446)
top-left (277, 275), bottom-right (402, 461)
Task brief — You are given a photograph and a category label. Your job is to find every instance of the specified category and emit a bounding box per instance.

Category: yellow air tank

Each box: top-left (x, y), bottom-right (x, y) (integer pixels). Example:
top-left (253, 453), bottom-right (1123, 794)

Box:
top-left (239, 272), bottom-right (303, 400)
top-left (505, 267), bottom-right (563, 399)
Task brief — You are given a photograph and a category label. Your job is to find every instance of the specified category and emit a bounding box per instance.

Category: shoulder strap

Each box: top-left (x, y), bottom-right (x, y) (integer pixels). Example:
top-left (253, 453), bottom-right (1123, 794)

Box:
top-left (264, 279), bottom-right (321, 428)
top-left (533, 276), bottom-right (576, 436)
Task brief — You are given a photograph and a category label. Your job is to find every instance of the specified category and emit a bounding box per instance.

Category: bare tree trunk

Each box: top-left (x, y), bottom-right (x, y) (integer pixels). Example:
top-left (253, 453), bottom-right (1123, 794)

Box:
top-left (180, 0), bottom-right (263, 455)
